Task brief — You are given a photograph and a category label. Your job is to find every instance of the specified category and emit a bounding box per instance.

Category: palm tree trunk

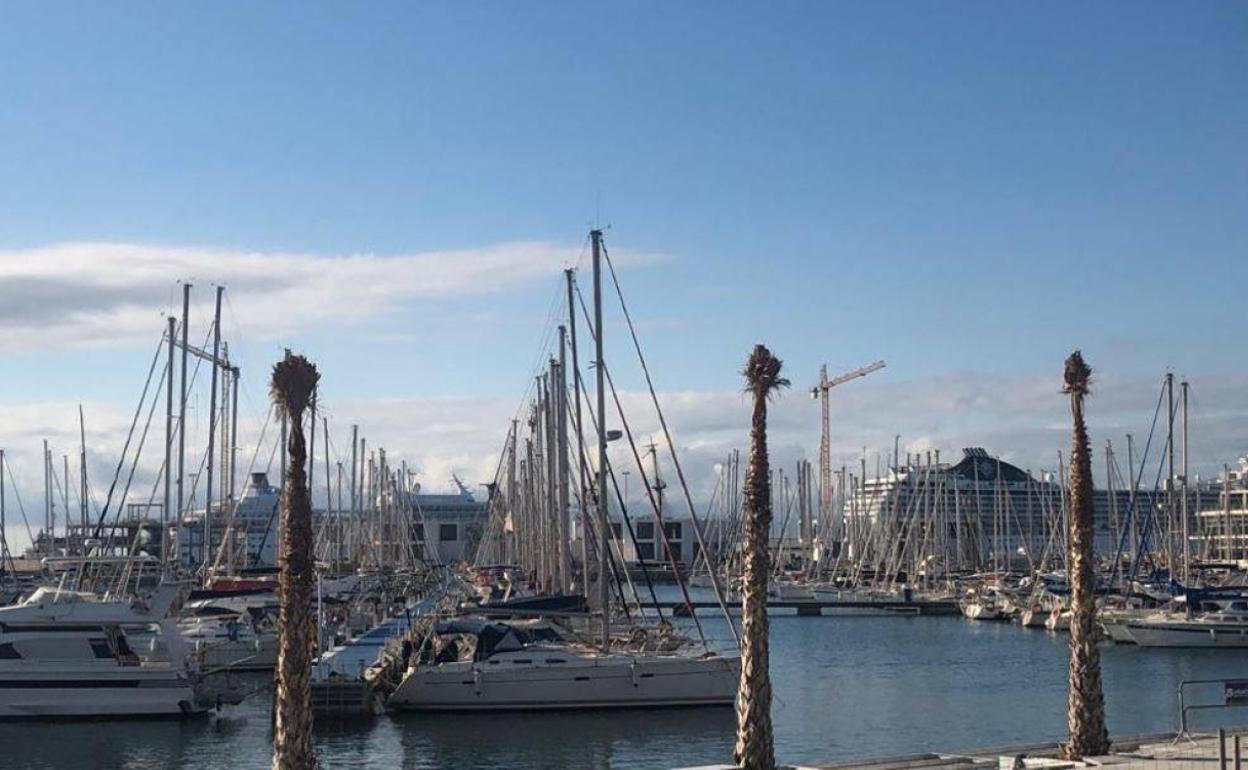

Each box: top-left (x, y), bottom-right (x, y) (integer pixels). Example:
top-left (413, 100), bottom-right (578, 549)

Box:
top-left (735, 344), bottom-right (787, 770)
top-left (271, 353), bottom-right (320, 770)
top-left (1060, 351), bottom-right (1110, 761)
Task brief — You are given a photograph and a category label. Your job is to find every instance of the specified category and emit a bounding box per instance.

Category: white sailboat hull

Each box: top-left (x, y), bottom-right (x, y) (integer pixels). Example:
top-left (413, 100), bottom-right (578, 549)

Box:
top-left (388, 652), bottom-right (740, 711)
top-left (1125, 620), bottom-right (1248, 648)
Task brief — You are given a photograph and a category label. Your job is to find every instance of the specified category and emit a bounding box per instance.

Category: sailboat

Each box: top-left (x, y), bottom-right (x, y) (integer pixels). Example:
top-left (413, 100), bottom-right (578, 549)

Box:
top-left (387, 616), bottom-right (737, 711)
top-left (392, 229), bottom-right (740, 712)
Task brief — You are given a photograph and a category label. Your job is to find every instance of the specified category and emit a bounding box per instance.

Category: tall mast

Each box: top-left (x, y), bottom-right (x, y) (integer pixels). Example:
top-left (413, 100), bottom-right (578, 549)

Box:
top-left (509, 419), bottom-right (519, 569)
top-left (1181, 379), bottom-right (1190, 582)
top-left (1126, 433), bottom-right (1137, 569)
top-left (43, 439), bottom-right (50, 554)
top-left (78, 406), bottom-right (87, 545)
top-left (350, 424), bottom-right (359, 559)
top-left (309, 393), bottom-right (317, 511)
top-left (164, 315), bottom-right (175, 571)
top-left (176, 283), bottom-right (191, 554)
top-left (229, 361), bottom-right (239, 510)
top-left (0, 450), bottom-right (6, 566)
top-left (62, 455), bottom-right (69, 554)
top-left (819, 365), bottom-right (830, 531)
top-left (1166, 372), bottom-right (1175, 569)
top-left (557, 326), bottom-right (571, 594)
top-left (565, 269), bottom-right (590, 598)
top-left (203, 285), bottom-right (223, 571)
top-left (322, 417), bottom-right (332, 567)
top-left (591, 228), bottom-right (610, 650)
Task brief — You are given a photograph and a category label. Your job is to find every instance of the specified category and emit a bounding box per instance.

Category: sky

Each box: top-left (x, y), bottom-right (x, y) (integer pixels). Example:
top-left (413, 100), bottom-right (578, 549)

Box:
top-left (0, 3), bottom-right (1244, 550)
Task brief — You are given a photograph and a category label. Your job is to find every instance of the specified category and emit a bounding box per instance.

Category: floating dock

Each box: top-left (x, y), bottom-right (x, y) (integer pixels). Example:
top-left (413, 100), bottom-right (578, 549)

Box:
top-left (645, 599), bottom-right (961, 617)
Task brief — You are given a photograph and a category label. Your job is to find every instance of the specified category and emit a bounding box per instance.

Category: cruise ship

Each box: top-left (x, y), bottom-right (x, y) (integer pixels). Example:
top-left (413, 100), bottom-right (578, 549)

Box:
top-left (174, 473), bottom-right (488, 570)
top-left (841, 447), bottom-right (1140, 575)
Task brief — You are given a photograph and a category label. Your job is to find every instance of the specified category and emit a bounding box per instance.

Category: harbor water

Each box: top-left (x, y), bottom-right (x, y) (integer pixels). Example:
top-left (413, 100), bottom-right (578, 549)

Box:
top-left (3, 611), bottom-right (1246, 769)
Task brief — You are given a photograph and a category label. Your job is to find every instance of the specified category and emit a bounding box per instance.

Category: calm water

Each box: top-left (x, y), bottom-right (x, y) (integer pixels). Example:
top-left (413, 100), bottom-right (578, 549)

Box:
top-left (4, 615), bottom-right (1247, 769)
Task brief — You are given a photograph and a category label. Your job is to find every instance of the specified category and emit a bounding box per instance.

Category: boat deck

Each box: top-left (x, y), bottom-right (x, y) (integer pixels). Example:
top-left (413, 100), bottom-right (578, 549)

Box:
top-left (313, 598), bottom-right (432, 681)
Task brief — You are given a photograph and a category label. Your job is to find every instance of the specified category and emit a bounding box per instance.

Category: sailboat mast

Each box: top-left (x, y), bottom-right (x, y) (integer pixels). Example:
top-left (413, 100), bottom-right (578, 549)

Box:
top-left (164, 315), bottom-right (175, 571)
top-left (177, 283), bottom-right (190, 546)
top-left (203, 285), bottom-right (223, 571)
top-left (565, 269), bottom-right (590, 599)
top-left (43, 439), bottom-right (50, 554)
top-left (557, 326), bottom-right (571, 594)
top-left (1180, 379), bottom-right (1189, 582)
top-left (0, 451), bottom-right (6, 564)
top-left (591, 228), bottom-right (610, 650)
top-left (229, 362), bottom-right (239, 510)
top-left (62, 455), bottom-right (69, 554)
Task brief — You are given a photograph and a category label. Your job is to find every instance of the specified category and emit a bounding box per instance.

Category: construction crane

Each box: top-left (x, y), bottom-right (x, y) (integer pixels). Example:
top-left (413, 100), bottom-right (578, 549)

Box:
top-left (810, 360), bottom-right (886, 533)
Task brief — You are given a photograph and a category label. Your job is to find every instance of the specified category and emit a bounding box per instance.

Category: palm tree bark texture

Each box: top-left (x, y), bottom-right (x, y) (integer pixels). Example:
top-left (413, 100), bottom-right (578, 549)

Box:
top-left (735, 344), bottom-right (787, 770)
top-left (271, 352), bottom-right (320, 770)
top-left (1060, 350), bottom-right (1110, 761)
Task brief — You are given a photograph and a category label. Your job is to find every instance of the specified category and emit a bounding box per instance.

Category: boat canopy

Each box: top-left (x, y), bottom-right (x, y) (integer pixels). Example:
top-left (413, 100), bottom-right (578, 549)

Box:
top-left (432, 618), bottom-right (565, 661)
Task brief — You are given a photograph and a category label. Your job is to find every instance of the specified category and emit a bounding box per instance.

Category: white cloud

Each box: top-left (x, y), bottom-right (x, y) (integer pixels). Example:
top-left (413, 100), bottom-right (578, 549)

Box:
top-left (0, 240), bottom-right (664, 352)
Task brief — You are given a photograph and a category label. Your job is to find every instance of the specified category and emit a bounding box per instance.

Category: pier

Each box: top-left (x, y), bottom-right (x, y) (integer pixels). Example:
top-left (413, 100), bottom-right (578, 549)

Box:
top-left (641, 599), bottom-right (961, 617)
top-left (682, 731), bottom-right (1248, 769)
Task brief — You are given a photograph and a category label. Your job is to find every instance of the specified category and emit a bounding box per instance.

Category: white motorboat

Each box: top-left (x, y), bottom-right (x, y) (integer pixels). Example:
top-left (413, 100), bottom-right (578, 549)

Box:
top-left (1124, 601), bottom-right (1248, 648)
top-left (178, 606), bottom-right (278, 671)
top-left (0, 583), bottom-right (210, 719)
top-left (387, 618), bottom-right (739, 711)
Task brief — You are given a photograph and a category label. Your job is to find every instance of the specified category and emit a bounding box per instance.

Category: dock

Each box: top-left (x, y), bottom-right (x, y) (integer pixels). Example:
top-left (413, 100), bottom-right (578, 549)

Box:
top-left (642, 599), bottom-right (961, 617)
top-left (681, 730), bottom-right (1248, 769)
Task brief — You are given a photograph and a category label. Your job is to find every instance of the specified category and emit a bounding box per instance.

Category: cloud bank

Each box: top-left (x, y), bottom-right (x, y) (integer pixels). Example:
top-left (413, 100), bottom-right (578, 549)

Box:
top-left (0, 240), bottom-right (662, 352)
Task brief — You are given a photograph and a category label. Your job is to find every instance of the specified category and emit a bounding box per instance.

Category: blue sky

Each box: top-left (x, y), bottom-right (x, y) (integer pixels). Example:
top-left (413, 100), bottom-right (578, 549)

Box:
top-left (0, 3), bottom-right (1244, 539)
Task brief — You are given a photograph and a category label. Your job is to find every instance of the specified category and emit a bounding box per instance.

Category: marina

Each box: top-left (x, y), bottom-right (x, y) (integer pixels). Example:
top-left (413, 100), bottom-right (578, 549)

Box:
top-left (1, 613), bottom-right (1247, 768)
top-left (0, 4), bottom-right (1244, 769)
top-left (0, 232), bottom-right (1246, 769)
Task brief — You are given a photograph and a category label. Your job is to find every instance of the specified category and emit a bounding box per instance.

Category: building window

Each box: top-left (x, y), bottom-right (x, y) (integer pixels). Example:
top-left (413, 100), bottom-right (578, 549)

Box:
top-left (637, 522), bottom-right (655, 540)
top-left (663, 522), bottom-right (682, 540)
top-left (636, 542), bottom-right (656, 561)
top-left (90, 639), bottom-right (115, 659)
top-left (666, 542), bottom-right (683, 562)
top-left (610, 523), bottom-right (623, 540)
top-left (413, 524), bottom-right (425, 542)
top-left (439, 523), bottom-right (458, 542)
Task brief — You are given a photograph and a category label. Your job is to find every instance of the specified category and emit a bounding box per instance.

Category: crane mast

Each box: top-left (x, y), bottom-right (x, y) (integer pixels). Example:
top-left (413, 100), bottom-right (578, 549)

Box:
top-left (810, 360), bottom-right (886, 549)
